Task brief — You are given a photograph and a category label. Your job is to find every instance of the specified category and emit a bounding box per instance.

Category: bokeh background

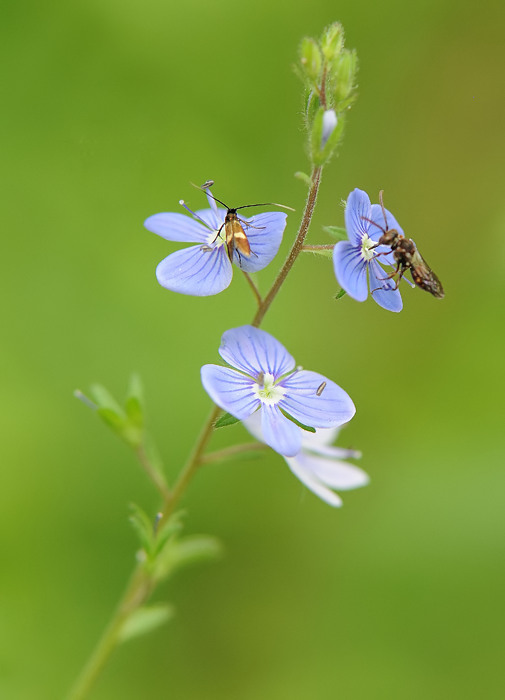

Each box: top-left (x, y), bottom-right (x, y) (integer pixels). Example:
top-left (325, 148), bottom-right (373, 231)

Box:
top-left (2, 0), bottom-right (504, 697)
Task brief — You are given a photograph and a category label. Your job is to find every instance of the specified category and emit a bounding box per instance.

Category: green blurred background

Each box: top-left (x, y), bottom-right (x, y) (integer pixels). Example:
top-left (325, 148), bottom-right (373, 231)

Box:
top-left (2, 0), bottom-right (504, 697)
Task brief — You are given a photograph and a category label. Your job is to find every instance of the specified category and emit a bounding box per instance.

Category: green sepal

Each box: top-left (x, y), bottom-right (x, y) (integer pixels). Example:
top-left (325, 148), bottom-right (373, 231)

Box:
top-left (321, 23), bottom-right (344, 62)
top-left (298, 37), bottom-right (323, 84)
top-left (279, 408), bottom-right (316, 433)
top-left (316, 113), bottom-right (346, 166)
top-left (333, 49), bottom-right (358, 107)
top-left (119, 604), bottom-right (174, 644)
top-left (310, 109), bottom-right (346, 166)
top-left (335, 288), bottom-right (347, 300)
top-left (214, 412), bottom-right (241, 429)
top-left (324, 225), bottom-right (347, 241)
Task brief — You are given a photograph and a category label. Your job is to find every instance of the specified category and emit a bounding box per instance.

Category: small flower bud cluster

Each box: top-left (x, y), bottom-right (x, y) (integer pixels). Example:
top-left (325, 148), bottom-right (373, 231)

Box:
top-left (297, 23), bottom-right (358, 166)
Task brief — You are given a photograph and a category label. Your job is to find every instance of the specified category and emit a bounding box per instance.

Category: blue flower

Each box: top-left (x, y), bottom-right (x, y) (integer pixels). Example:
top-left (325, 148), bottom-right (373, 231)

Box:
top-left (333, 188), bottom-right (403, 312)
top-left (244, 411), bottom-right (368, 507)
top-left (201, 325), bottom-right (356, 457)
top-left (144, 189), bottom-right (287, 296)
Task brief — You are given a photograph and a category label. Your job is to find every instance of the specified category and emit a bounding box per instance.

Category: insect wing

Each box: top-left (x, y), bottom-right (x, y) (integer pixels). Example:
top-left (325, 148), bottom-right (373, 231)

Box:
top-left (410, 249), bottom-right (444, 298)
top-left (225, 214), bottom-right (251, 262)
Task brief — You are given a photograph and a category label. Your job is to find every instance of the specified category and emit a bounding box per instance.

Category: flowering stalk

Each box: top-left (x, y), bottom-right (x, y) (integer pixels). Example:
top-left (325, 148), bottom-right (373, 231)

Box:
top-left (68, 22), bottom-right (361, 699)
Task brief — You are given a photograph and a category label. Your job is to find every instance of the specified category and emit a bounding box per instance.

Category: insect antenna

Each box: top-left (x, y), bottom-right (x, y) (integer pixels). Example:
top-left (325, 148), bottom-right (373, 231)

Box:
top-left (191, 181), bottom-right (294, 212)
top-left (235, 202), bottom-right (295, 212)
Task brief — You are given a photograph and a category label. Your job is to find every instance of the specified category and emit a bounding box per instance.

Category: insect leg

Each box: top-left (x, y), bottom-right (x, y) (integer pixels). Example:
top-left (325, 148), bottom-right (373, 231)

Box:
top-left (210, 223), bottom-right (225, 245)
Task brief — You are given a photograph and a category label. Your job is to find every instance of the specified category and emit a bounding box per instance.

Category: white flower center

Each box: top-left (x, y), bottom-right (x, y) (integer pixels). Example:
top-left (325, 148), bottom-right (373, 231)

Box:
top-left (361, 233), bottom-right (376, 261)
top-left (206, 229), bottom-right (225, 249)
top-left (253, 372), bottom-right (285, 406)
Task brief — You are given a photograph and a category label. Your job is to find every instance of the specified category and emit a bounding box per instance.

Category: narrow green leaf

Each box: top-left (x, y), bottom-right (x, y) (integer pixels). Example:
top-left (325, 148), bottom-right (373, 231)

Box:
top-left (119, 604), bottom-right (174, 643)
top-left (152, 535), bottom-right (223, 584)
top-left (214, 412), bottom-right (241, 429)
top-left (129, 503), bottom-right (155, 555)
top-left (294, 171), bottom-right (313, 188)
top-left (169, 536), bottom-right (223, 570)
top-left (279, 408), bottom-right (316, 433)
top-left (96, 407), bottom-right (127, 433)
top-left (90, 384), bottom-right (124, 416)
top-left (301, 247), bottom-right (333, 259)
top-left (323, 225), bottom-right (348, 241)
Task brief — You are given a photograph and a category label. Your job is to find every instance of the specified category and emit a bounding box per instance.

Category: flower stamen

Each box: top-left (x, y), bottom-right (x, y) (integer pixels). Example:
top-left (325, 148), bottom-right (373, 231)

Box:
top-left (253, 372), bottom-right (286, 406)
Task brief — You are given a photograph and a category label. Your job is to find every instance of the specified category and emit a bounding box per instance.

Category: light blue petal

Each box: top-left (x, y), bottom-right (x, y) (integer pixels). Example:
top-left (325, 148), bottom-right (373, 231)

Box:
top-left (368, 259), bottom-right (403, 312)
top-left (200, 365), bottom-right (259, 419)
top-left (156, 245), bottom-right (232, 296)
top-left (261, 404), bottom-right (302, 457)
top-left (195, 207), bottom-right (227, 231)
top-left (345, 188), bottom-right (371, 245)
top-left (369, 203), bottom-right (405, 240)
top-left (219, 326), bottom-right (295, 379)
top-left (285, 455), bottom-right (343, 507)
top-left (279, 370), bottom-right (356, 429)
top-left (232, 212), bottom-right (287, 272)
top-left (333, 240), bottom-right (368, 301)
top-left (144, 213), bottom-right (210, 243)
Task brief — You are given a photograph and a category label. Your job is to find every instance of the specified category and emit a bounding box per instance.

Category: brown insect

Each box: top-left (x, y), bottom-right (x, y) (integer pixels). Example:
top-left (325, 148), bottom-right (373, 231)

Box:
top-left (199, 182), bottom-right (293, 266)
top-left (368, 191), bottom-right (444, 298)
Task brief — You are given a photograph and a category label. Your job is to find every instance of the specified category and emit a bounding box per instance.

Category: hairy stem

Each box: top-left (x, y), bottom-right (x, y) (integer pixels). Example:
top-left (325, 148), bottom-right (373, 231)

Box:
top-left (67, 161), bottom-right (325, 699)
top-left (251, 166), bottom-right (322, 327)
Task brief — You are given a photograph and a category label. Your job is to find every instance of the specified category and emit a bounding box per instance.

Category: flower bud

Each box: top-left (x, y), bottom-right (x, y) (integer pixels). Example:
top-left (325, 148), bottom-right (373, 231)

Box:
top-left (321, 23), bottom-right (344, 62)
top-left (334, 49), bottom-right (358, 105)
top-left (320, 109), bottom-right (338, 148)
top-left (299, 37), bottom-right (322, 83)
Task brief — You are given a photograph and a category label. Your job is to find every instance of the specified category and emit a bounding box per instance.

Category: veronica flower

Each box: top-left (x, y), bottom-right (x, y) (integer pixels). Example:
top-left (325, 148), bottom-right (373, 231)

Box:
top-left (333, 188), bottom-right (403, 312)
top-left (144, 189), bottom-right (287, 296)
top-left (243, 411), bottom-right (368, 507)
top-left (201, 325), bottom-right (356, 457)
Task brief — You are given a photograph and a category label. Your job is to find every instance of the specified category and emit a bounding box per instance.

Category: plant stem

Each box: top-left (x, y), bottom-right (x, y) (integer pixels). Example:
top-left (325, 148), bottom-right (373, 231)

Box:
top-left (66, 567), bottom-right (151, 700)
top-left (158, 403), bottom-right (222, 529)
top-left (68, 131), bottom-right (327, 700)
top-left (251, 166), bottom-right (322, 327)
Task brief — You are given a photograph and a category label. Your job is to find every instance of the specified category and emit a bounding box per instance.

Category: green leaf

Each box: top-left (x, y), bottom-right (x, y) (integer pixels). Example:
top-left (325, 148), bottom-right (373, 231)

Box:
top-left (125, 374), bottom-right (144, 430)
top-left (335, 288), bottom-right (347, 300)
top-left (301, 247), bottom-right (333, 259)
top-left (214, 412), bottom-right (241, 429)
top-left (169, 536), bottom-right (223, 570)
top-left (153, 535), bottom-right (223, 584)
top-left (323, 225), bottom-right (348, 241)
top-left (129, 503), bottom-right (156, 556)
top-left (119, 604), bottom-right (174, 644)
top-left (152, 511), bottom-right (185, 558)
top-left (279, 408), bottom-right (316, 433)
top-left (294, 171), bottom-right (313, 188)
top-left (96, 407), bottom-right (127, 433)
top-left (90, 384), bottom-right (125, 416)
